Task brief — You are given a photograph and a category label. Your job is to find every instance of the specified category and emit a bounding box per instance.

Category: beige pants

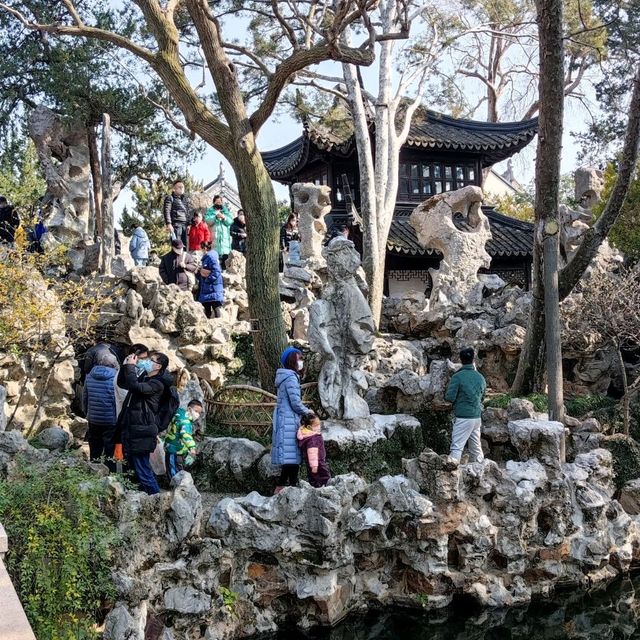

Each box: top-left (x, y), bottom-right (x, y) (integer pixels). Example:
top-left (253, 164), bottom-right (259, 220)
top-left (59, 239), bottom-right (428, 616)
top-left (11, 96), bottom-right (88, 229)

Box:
top-left (450, 417), bottom-right (484, 462)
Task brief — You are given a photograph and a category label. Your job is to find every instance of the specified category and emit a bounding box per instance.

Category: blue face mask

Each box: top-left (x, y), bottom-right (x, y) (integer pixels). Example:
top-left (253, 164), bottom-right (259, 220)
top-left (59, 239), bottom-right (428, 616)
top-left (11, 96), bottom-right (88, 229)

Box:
top-left (136, 359), bottom-right (154, 374)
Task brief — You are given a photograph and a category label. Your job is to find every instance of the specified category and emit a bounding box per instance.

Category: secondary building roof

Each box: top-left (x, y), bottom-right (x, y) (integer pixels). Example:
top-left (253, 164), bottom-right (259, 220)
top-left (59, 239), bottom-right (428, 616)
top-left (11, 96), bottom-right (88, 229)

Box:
top-left (262, 110), bottom-right (538, 180)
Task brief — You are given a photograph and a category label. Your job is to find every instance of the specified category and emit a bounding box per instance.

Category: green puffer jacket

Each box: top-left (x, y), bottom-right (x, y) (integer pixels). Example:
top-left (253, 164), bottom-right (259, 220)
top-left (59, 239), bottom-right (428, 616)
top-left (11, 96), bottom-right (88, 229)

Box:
top-left (164, 408), bottom-right (197, 455)
top-left (444, 364), bottom-right (486, 418)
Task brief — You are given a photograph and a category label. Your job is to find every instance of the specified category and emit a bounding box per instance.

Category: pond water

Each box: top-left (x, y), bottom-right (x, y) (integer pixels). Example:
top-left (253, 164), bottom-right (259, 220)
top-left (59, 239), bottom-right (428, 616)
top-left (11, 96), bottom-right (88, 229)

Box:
top-left (266, 575), bottom-right (640, 640)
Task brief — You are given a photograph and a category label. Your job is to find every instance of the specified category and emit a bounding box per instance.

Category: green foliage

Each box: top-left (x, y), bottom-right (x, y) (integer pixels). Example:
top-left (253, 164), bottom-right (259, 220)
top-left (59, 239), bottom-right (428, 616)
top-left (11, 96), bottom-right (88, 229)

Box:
top-left (219, 586), bottom-right (239, 617)
top-left (564, 395), bottom-right (617, 419)
top-left (603, 434), bottom-right (640, 490)
top-left (415, 408), bottom-right (453, 455)
top-left (277, 200), bottom-right (292, 224)
top-left (227, 334), bottom-right (260, 383)
top-left (484, 393), bottom-right (549, 412)
top-left (0, 139), bottom-right (46, 215)
top-left (592, 162), bottom-right (640, 260)
top-left (328, 424), bottom-right (424, 482)
top-left (0, 460), bottom-right (117, 639)
top-left (491, 192), bottom-right (534, 222)
top-left (0, 2), bottom-right (201, 190)
top-left (416, 593), bottom-right (430, 608)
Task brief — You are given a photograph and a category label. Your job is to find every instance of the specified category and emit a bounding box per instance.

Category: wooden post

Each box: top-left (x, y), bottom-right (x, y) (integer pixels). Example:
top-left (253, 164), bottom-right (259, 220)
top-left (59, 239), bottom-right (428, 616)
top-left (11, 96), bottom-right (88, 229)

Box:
top-left (100, 113), bottom-right (114, 275)
top-left (87, 125), bottom-right (102, 240)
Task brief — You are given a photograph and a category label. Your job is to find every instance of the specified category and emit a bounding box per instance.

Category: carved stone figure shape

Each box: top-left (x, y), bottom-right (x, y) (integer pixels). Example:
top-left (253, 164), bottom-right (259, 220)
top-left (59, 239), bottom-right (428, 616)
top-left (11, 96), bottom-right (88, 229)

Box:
top-left (308, 237), bottom-right (375, 421)
top-left (28, 105), bottom-right (90, 247)
top-left (558, 203), bottom-right (592, 264)
top-left (292, 182), bottom-right (331, 260)
top-left (574, 166), bottom-right (604, 210)
top-left (409, 185), bottom-right (491, 308)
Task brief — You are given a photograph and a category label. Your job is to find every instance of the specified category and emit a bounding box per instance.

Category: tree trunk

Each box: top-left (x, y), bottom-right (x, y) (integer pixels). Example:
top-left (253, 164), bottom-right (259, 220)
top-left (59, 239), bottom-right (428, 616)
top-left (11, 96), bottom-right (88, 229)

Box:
top-left (544, 225), bottom-right (564, 421)
top-left (615, 342), bottom-right (630, 435)
top-left (100, 113), bottom-right (114, 275)
top-left (87, 125), bottom-right (102, 240)
top-left (512, 0), bottom-right (565, 398)
top-left (233, 146), bottom-right (287, 392)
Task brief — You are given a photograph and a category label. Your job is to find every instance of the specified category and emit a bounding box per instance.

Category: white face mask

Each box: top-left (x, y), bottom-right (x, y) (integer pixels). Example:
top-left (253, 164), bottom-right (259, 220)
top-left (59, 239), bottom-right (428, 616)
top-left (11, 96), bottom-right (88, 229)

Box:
top-left (297, 360), bottom-right (304, 371)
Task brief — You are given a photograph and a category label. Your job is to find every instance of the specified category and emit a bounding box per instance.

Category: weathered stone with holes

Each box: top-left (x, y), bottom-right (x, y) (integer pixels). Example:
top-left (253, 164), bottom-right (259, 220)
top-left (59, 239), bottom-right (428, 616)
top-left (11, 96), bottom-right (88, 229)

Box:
top-left (292, 182), bottom-right (332, 261)
top-left (309, 238), bottom-right (375, 421)
top-left (409, 186), bottom-right (491, 309)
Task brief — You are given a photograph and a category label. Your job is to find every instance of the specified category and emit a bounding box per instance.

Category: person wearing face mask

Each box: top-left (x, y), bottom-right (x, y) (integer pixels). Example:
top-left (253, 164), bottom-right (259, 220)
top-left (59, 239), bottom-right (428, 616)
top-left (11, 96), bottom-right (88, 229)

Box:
top-left (163, 399), bottom-right (203, 480)
top-left (271, 347), bottom-right (316, 494)
top-left (163, 179), bottom-right (191, 246)
top-left (116, 350), bottom-right (171, 495)
top-left (204, 194), bottom-right (233, 269)
top-left (159, 239), bottom-right (198, 292)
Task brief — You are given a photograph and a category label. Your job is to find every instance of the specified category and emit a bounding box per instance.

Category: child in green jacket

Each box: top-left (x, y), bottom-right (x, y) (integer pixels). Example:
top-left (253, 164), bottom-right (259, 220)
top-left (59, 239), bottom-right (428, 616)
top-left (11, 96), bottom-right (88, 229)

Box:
top-left (164, 400), bottom-right (203, 479)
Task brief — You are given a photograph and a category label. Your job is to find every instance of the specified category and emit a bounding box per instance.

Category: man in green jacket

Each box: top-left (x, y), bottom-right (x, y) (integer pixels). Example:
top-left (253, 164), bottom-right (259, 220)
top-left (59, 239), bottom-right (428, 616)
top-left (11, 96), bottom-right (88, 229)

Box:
top-left (444, 347), bottom-right (487, 463)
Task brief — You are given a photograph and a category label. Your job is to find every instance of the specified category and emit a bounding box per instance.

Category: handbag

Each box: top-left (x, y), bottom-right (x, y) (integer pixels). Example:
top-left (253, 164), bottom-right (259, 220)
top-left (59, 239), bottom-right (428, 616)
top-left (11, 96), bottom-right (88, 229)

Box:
top-left (149, 437), bottom-right (167, 476)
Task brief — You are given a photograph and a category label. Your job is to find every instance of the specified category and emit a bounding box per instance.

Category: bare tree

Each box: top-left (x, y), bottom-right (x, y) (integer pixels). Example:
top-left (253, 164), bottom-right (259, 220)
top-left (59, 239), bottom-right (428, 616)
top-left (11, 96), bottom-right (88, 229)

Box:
top-left (512, 0), bottom-right (566, 420)
top-left (293, 0), bottom-right (464, 325)
top-left (564, 268), bottom-right (640, 434)
top-left (437, 0), bottom-right (605, 122)
top-left (0, 0), bottom-right (376, 389)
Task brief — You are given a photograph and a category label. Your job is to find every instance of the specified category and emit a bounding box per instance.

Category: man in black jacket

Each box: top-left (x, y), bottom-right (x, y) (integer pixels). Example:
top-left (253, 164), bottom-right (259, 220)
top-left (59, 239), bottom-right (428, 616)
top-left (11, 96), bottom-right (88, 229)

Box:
top-left (118, 350), bottom-right (171, 495)
top-left (159, 239), bottom-right (198, 291)
top-left (163, 179), bottom-right (190, 246)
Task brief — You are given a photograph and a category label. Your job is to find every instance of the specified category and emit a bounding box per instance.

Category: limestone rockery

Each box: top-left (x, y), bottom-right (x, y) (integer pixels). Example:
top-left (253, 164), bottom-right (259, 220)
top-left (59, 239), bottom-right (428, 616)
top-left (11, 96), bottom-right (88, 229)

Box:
top-left (84, 411), bottom-right (640, 640)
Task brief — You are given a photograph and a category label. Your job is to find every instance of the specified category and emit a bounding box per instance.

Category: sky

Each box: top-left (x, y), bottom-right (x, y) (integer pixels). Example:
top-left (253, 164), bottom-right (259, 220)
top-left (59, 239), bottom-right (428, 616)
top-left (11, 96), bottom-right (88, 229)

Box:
top-left (114, 9), bottom-right (601, 223)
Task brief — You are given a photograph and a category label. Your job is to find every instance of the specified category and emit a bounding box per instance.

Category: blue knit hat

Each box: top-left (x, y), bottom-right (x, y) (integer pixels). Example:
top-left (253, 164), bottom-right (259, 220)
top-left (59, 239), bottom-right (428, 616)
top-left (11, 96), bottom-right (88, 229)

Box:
top-left (280, 347), bottom-right (302, 367)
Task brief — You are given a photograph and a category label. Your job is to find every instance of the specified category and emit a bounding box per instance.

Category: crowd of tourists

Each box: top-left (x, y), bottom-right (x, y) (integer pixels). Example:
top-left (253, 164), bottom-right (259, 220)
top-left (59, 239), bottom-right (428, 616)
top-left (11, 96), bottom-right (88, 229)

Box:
top-left (4, 179), bottom-right (487, 494)
top-left (81, 341), bottom-right (203, 495)
top-left (80, 331), bottom-right (484, 497)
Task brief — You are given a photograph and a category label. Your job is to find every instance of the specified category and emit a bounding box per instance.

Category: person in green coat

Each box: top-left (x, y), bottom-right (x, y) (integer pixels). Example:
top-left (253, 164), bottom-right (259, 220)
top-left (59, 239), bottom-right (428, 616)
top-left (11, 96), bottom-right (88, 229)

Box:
top-left (444, 346), bottom-right (487, 463)
top-left (205, 194), bottom-right (233, 269)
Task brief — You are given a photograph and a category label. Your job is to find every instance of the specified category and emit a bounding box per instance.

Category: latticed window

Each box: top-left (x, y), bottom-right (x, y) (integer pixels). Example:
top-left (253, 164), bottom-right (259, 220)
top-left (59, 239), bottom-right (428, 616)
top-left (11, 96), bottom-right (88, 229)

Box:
top-left (399, 161), bottom-right (478, 199)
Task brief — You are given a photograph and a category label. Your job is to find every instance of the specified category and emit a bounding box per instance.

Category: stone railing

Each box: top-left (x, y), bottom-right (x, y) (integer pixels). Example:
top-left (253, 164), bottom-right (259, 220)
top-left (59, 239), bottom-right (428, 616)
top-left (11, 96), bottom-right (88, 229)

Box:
top-left (0, 522), bottom-right (37, 640)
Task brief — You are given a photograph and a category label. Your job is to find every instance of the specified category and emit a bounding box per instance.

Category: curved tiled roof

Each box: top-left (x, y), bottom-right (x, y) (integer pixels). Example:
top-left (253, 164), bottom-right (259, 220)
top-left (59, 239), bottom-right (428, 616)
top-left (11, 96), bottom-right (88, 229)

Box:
top-left (261, 111), bottom-right (538, 179)
top-left (386, 206), bottom-right (533, 258)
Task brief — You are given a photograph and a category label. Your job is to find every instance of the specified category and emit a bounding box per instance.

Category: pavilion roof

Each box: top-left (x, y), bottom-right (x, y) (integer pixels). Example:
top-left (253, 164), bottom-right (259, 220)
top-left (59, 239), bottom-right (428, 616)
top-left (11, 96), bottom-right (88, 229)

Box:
top-left (262, 110), bottom-right (538, 180)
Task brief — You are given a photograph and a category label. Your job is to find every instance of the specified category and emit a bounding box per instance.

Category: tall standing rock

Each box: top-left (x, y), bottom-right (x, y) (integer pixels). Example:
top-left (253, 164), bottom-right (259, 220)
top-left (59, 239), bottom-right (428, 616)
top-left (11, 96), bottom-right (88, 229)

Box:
top-left (28, 106), bottom-right (91, 269)
top-left (409, 186), bottom-right (491, 308)
top-left (308, 237), bottom-right (375, 422)
top-left (292, 183), bottom-right (331, 262)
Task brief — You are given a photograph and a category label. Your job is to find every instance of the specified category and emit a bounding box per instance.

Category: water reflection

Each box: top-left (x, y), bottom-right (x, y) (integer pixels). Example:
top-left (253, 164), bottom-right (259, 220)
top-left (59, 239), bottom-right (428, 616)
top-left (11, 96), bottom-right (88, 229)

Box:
top-left (269, 576), bottom-right (640, 640)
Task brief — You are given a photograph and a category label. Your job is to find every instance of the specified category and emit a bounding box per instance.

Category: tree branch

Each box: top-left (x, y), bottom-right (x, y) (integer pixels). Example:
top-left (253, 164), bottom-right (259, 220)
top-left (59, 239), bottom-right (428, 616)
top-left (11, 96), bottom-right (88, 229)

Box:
top-left (559, 65), bottom-right (640, 300)
top-left (250, 41), bottom-right (374, 133)
top-left (0, 1), bottom-right (157, 64)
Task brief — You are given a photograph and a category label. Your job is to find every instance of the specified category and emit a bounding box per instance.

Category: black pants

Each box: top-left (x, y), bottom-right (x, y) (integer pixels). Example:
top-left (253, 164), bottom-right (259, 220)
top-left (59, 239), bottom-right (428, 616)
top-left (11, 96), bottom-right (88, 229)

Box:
top-left (220, 254), bottom-right (229, 271)
top-left (172, 222), bottom-right (188, 246)
top-left (278, 464), bottom-right (299, 487)
top-left (88, 422), bottom-right (117, 471)
top-left (202, 300), bottom-right (223, 318)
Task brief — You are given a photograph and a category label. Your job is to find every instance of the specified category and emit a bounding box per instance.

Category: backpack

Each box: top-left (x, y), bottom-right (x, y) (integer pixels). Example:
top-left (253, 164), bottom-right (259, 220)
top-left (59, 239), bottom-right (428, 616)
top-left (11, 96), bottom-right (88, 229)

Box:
top-left (156, 381), bottom-right (180, 433)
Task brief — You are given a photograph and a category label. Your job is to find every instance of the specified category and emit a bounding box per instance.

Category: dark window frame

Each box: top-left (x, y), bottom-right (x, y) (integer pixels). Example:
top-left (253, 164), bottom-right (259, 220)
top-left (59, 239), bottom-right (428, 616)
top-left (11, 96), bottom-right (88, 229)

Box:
top-left (398, 157), bottom-right (482, 201)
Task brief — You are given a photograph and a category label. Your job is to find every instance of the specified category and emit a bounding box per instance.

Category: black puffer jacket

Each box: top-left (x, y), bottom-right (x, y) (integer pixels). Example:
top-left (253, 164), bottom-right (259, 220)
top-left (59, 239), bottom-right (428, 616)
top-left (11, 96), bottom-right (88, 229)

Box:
top-left (163, 193), bottom-right (190, 225)
top-left (117, 365), bottom-right (170, 455)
